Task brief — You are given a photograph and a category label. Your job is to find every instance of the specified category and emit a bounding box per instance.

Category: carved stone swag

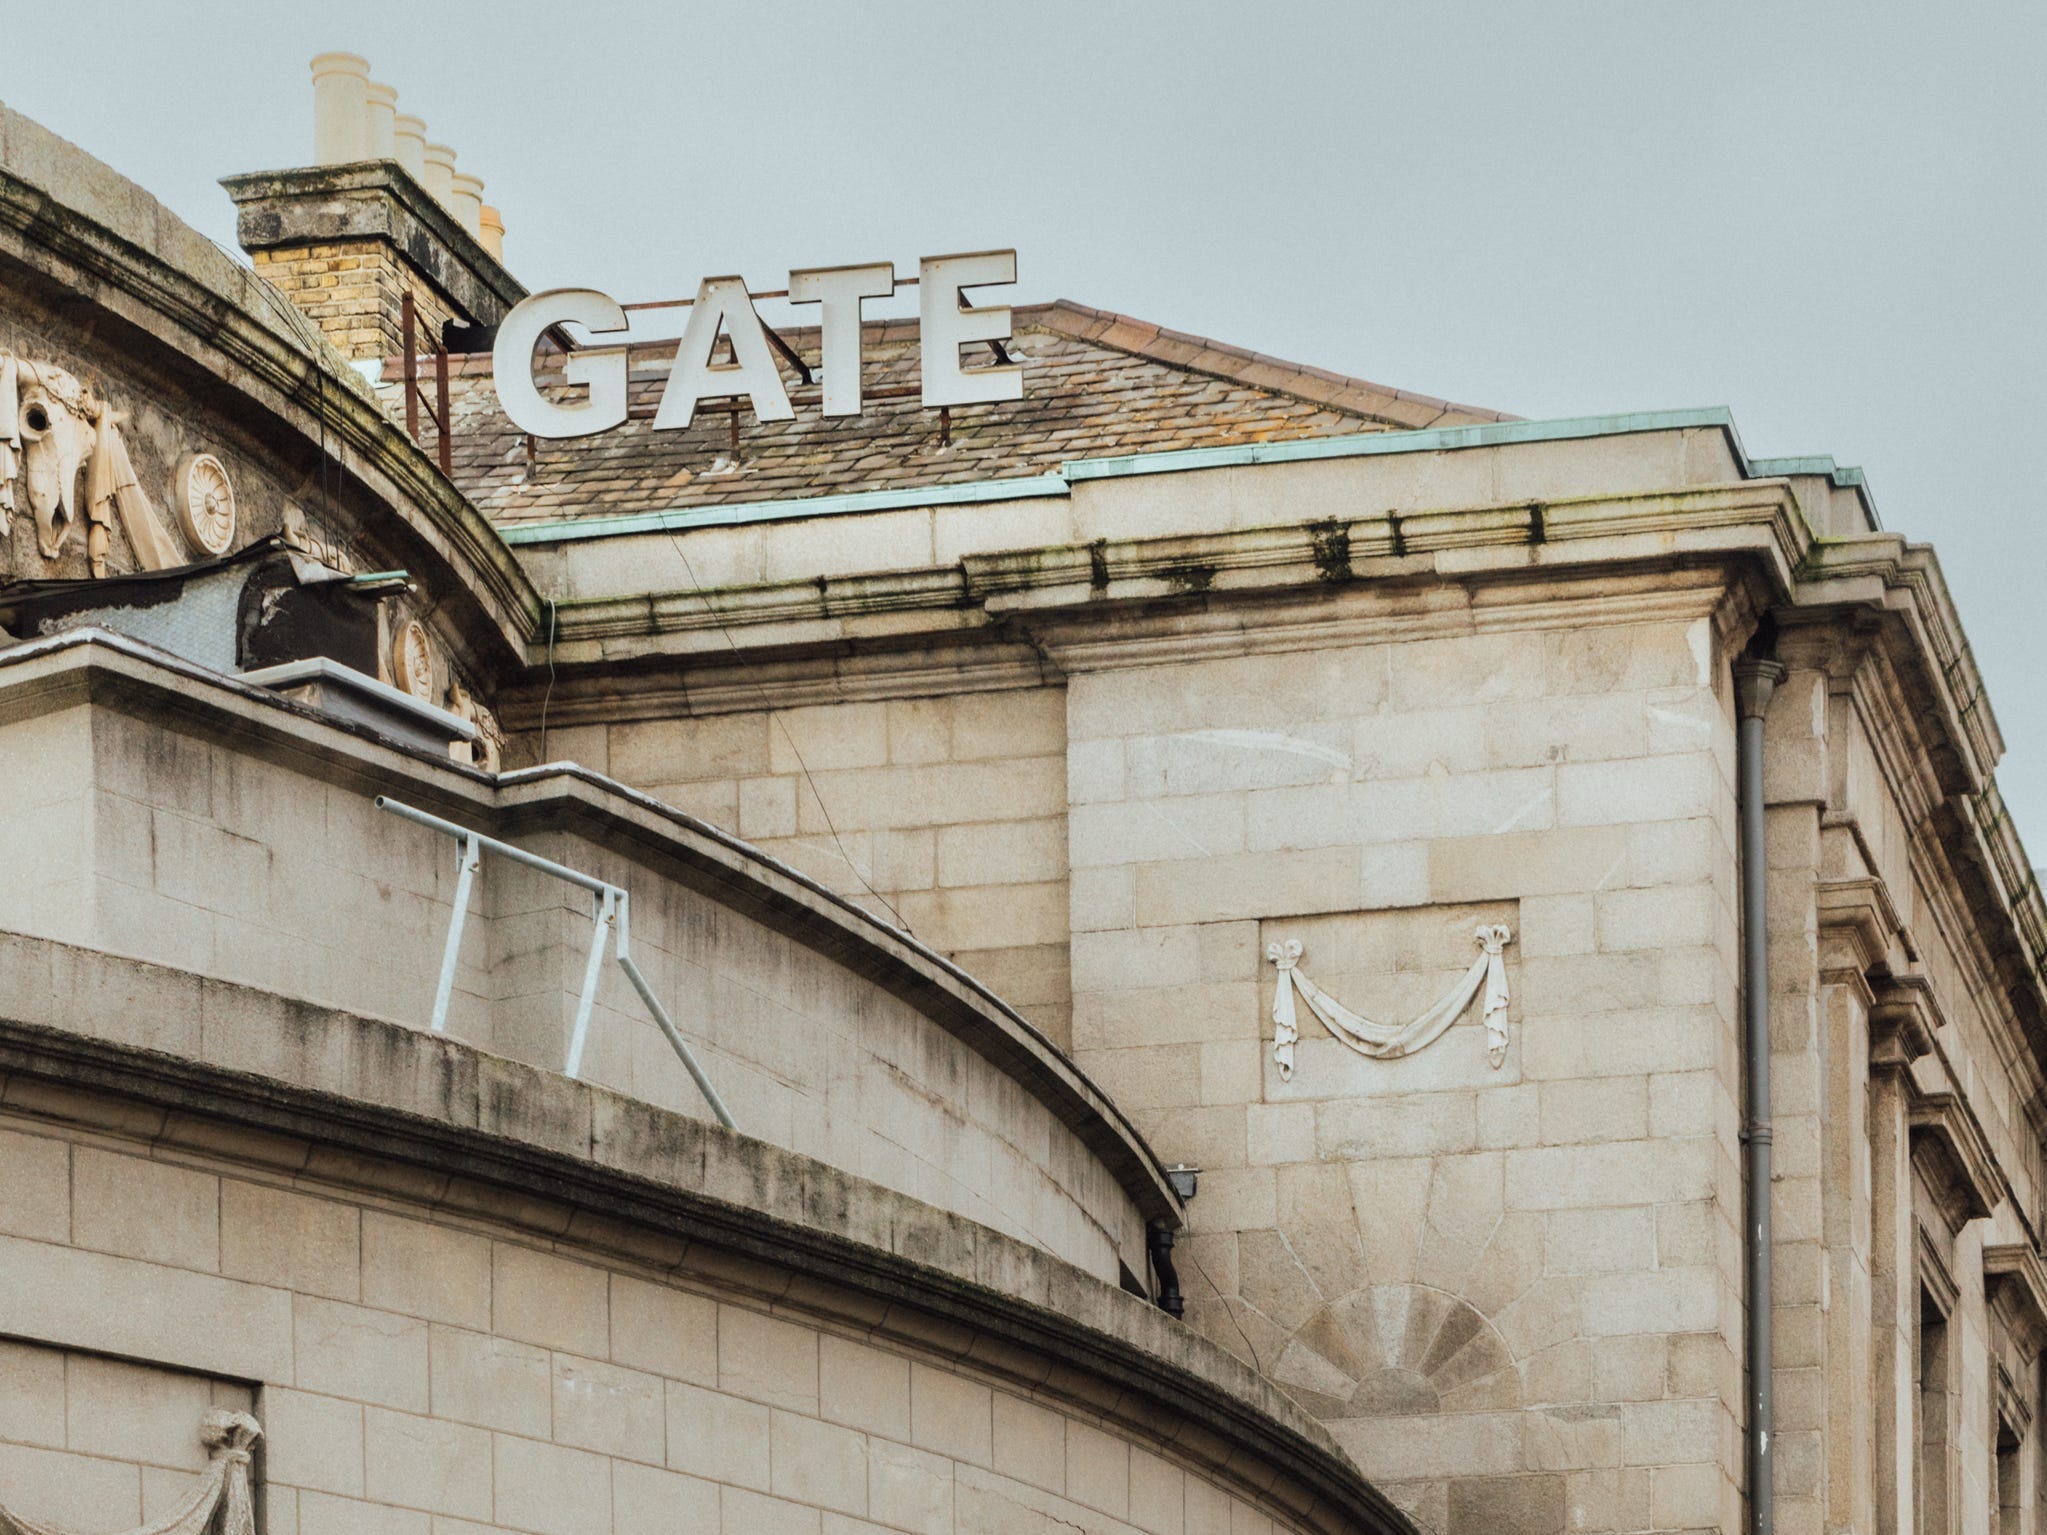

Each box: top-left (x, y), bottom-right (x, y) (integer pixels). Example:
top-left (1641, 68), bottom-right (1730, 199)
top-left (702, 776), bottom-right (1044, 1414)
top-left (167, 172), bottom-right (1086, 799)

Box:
top-left (0, 1411), bottom-right (260, 1535)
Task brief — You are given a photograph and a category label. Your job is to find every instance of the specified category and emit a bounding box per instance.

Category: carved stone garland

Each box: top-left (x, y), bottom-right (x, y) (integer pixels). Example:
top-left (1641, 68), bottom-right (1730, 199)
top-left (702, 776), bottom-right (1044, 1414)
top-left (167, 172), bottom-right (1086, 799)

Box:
top-left (0, 1409), bottom-right (260, 1535)
top-left (1266, 925), bottom-right (1514, 1079)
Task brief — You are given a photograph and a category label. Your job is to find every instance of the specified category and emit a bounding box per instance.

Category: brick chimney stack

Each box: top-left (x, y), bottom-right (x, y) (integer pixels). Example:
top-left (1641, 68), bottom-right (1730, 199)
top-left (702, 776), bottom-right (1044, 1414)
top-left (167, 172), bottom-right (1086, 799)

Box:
top-left (222, 56), bottom-right (523, 362)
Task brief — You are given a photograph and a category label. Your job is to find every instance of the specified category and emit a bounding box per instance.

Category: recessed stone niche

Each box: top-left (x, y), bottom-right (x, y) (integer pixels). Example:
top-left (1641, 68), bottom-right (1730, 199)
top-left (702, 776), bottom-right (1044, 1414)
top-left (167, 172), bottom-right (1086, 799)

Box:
top-left (1258, 899), bottom-right (1520, 1098)
top-left (0, 1342), bottom-right (255, 1534)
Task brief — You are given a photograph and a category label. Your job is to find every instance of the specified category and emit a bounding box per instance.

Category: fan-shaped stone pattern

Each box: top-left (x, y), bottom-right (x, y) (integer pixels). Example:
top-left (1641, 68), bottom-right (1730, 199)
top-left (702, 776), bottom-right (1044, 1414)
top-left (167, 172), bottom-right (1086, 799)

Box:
top-left (1271, 1286), bottom-right (1519, 1422)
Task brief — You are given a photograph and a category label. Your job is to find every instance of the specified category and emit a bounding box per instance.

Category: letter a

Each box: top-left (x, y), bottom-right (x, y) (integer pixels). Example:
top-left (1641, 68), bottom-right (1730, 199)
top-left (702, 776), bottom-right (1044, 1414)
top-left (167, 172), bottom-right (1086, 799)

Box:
top-left (654, 277), bottom-right (795, 429)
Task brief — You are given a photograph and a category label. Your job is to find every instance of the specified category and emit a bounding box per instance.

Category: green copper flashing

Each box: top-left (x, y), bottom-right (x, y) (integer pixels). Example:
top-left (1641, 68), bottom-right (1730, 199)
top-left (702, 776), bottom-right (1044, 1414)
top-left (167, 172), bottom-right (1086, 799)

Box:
top-left (495, 406), bottom-right (1880, 546)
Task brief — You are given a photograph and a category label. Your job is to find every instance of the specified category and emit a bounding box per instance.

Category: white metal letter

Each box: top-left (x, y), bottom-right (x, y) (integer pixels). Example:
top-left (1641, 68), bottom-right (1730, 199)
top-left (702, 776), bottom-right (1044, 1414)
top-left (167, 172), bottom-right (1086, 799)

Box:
top-left (491, 288), bottom-right (629, 439)
top-left (788, 262), bottom-right (894, 417)
top-left (654, 277), bottom-right (795, 430)
top-left (919, 250), bottom-right (1021, 408)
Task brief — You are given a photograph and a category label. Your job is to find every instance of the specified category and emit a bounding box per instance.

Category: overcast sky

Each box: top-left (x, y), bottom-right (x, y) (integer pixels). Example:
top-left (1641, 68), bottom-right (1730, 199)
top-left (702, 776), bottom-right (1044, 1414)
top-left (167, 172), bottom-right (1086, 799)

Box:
top-left (6, 1), bottom-right (2043, 847)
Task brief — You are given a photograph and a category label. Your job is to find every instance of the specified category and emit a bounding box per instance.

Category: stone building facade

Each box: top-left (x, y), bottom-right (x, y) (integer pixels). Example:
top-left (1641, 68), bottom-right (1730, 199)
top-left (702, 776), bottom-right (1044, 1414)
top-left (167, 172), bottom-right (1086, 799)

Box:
top-left (2, 60), bottom-right (2044, 1535)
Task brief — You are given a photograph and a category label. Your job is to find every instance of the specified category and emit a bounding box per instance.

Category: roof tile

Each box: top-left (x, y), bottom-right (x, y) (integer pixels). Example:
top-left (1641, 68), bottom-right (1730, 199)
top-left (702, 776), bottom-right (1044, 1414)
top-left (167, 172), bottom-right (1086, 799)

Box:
top-left (400, 300), bottom-right (1510, 527)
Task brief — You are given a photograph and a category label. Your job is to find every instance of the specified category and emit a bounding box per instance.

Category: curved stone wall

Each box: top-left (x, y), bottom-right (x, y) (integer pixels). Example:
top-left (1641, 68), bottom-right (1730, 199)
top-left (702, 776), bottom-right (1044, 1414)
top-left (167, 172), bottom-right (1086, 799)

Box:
top-left (0, 931), bottom-right (1414, 1535)
top-left (0, 102), bottom-right (539, 694)
top-left (0, 633), bottom-right (1172, 1283)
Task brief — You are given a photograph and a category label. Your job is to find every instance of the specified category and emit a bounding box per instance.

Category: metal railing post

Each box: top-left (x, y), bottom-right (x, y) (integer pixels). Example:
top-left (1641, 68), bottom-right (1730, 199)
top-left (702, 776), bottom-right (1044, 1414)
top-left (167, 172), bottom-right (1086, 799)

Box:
top-left (429, 832), bottom-right (480, 1033)
top-left (376, 797), bottom-right (735, 1130)
top-left (614, 895), bottom-right (735, 1130)
top-left (564, 888), bottom-right (616, 1080)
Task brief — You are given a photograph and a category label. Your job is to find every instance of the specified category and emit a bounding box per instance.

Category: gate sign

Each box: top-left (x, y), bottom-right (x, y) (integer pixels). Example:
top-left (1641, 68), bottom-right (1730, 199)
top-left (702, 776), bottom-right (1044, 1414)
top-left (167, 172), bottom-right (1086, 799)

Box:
top-left (492, 249), bottom-right (1021, 440)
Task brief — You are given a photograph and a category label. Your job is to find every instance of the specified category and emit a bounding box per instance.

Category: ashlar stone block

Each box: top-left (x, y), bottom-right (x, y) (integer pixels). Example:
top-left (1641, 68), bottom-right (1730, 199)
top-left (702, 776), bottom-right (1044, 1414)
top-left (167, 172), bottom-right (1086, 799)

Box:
top-left (489, 1434), bottom-right (611, 1535)
top-left (491, 1244), bottom-right (608, 1358)
top-left (294, 1492), bottom-right (426, 1535)
top-left (1063, 1421), bottom-right (1130, 1520)
top-left (363, 1408), bottom-right (491, 1519)
top-left (0, 1339), bottom-right (64, 1450)
top-left (769, 1410), bottom-right (869, 1518)
top-left (0, 1441), bottom-right (142, 1530)
top-left (221, 1181), bottom-right (360, 1303)
top-left (1128, 1447), bottom-right (1187, 1535)
top-left (867, 1438), bottom-right (953, 1535)
top-left (427, 1327), bottom-right (550, 1438)
top-left (990, 1392), bottom-right (1065, 1496)
top-left (612, 1462), bottom-right (717, 1535)
top-left (361, 1214), bottom-right (491, 1331)
top-left (665, 1381), bottom-right (769, 1491)
top-left (294, 1298), bottom-right (429, 1413)
top-left (609, 1274), bottom-right (717, 1387)
top-left (72, 1148), bottom-right (218, 1272)
top-left (260, 1388), bottom-right (364, 1496)
top-left (63, 1353), bottom-right (222, 1469)
top-left (551, 1354), bottom-right (664, 1465)
top-left (0, 1128), bottom-right (68, 1244)
top-left (718, 1305), bottom-right (820, 1414)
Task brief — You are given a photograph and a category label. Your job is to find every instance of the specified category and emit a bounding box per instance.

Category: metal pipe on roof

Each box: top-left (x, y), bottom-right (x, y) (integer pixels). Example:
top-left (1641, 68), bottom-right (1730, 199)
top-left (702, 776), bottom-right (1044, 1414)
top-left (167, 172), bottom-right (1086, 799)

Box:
top-left (1734, 656), bottom-right (1784, 1535)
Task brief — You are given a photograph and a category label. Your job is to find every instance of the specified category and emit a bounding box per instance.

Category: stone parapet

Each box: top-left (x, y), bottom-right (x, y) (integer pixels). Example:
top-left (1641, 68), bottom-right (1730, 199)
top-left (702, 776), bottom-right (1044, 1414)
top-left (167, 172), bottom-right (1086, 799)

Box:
top-left (0, 628), bottom-right (1179, 1272)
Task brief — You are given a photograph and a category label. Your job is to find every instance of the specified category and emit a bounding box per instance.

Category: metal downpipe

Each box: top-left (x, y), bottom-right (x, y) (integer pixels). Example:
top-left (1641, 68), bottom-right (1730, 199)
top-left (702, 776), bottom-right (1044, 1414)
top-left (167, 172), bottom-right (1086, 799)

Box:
top-left (1734, 658), bottom-right (1784, 1535)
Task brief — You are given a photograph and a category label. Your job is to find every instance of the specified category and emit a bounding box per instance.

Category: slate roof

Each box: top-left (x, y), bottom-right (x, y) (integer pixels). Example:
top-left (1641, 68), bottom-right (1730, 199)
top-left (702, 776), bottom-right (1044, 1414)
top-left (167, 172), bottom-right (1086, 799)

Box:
top-left (392, 301), bottom-right (1513, 528)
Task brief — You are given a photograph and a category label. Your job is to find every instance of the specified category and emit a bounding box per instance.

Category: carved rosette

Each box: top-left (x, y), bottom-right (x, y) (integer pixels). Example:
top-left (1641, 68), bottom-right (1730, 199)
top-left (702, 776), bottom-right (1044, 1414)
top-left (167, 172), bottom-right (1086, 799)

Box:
top-left (176, 452), bottom-right (237, 556)
top-left (392, 619), bottom-right (434, 698)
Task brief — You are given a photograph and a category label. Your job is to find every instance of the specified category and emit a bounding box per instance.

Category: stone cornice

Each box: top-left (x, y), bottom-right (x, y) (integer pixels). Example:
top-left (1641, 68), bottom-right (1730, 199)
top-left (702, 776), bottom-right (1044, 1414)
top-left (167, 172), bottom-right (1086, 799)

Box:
top-left (502, 637), bottom-right (1054, 731)
top-left (1818, 876), bottom-right (1909, 1000)
top-left (1869, 973), bottom-right (1941, 1070)
top-left (0, 109), bottom-right (540, 666)
top-left (1918, 1221), bottom-right (1961, 1314)
top-left (1016, 566), bottom-right (1742, 677)
top-left (1983, 1242), bottom-right (2047, 1358)
top-left (530, 479), bottom-right (1799, 665)
top-left (979, 482), bottom-right (1804, 632)
top-left (1779, 557), bottom-right (2047, 1111)
top-left (1793, 538), bottom-right (2001, 772)
top-left (1909, 1087), bottom-right (2002, 1232)
top-left (1896, 1017), bottom-right (2040, 1252)
top-left (0, 948), bottom-right (1412, 1535)
top-left (504, 562), bottom-right (1746, 727)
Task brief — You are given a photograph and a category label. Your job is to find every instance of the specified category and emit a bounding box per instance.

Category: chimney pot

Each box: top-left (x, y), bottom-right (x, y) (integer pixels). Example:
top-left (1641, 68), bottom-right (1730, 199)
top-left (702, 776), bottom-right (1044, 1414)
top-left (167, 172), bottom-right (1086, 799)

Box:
top-left (449, 172), bottom-right (485, 238)
top-left (478, 205), bottom-right (506, 262)
top-left (393, 114), bottom-right (427, 181)
top-left (364, 81), bottom-right (399, 160)
top-left (422, 142), bottom-right (457, 206)
top-left (309, 52), bottom-right (371, 164)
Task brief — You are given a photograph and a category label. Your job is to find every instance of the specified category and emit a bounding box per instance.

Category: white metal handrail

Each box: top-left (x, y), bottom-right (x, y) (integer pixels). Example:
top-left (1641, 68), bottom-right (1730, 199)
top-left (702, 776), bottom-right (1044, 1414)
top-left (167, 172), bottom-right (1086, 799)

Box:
top-left (375, 796), bottom-right (736, 1130)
